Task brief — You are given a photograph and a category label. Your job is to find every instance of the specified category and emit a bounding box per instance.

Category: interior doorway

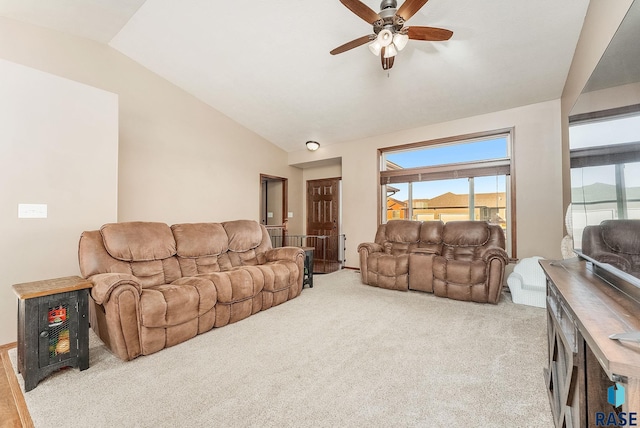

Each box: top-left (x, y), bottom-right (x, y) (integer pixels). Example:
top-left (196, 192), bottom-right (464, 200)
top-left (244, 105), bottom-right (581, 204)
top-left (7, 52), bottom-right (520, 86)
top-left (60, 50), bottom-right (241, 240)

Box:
top-left (260, 174), bottom-right (288, 246)
top-left (306, 177), bottom-right (342, 273)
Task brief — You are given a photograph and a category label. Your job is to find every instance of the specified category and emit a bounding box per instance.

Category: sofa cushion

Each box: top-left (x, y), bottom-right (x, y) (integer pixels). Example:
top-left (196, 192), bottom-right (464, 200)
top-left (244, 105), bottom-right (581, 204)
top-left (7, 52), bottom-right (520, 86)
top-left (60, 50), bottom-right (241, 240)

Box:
top-left (419, 220), bottom-right (444, 244)
top-left (417, 221), bottom-right (443, 254)
top-left (365, 253), bottom-right (409, 291)
top-left (384, 220), bottom-right (421, 244)
top-left (600, 220), bottom-right (640, 255)
top-left (140, 284), bottom-right (201, 328)
top-left (442, 221), bottom-right (490, 246)
top-left (224, 220), bottom-right (263, 252)
top-left (172, 223), bottom-right (229, 257)
top-left (199, 269), bottom-right (264, 304)
top-left (384, 241), bottom-right (413, 256)
top-left (101, 222), bottom-right (176, 262)
top-left (434, 258), bottom-right (487, 284)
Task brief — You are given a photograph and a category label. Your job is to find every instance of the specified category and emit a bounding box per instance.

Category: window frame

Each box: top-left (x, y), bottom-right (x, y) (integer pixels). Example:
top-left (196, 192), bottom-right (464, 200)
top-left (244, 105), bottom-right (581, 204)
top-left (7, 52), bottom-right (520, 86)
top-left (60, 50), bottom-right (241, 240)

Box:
top-left (377, 128), bottom-right (517, 258)
top-left (569, 104), bottom-right (640, 231)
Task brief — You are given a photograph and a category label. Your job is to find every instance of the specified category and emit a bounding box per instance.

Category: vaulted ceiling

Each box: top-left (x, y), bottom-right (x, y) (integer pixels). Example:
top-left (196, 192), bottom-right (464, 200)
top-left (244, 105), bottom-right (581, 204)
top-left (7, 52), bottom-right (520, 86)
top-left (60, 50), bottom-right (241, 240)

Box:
top-left (0, 0), bottom-right (590, 152)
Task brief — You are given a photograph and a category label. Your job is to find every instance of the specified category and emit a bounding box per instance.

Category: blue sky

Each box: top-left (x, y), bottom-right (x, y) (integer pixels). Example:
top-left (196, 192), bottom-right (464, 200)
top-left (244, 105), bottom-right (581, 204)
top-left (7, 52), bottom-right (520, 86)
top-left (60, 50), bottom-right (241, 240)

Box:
top-left (385, 137), bottom-right (508, 200)
top-left (385, 137), bottom-right (508, 169)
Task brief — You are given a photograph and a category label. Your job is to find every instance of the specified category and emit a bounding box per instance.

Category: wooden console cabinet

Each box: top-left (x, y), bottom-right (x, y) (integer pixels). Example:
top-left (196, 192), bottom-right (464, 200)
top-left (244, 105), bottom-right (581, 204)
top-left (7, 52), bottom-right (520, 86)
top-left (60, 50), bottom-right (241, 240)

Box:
top-left (541, 259), bottom-right (640, 427)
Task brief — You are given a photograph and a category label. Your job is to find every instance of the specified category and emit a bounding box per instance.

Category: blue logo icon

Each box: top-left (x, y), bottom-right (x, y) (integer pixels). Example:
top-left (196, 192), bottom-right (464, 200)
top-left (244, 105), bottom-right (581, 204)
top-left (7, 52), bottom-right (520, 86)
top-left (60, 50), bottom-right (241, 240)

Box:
top-left (608, 383), bottom-right (626, 408)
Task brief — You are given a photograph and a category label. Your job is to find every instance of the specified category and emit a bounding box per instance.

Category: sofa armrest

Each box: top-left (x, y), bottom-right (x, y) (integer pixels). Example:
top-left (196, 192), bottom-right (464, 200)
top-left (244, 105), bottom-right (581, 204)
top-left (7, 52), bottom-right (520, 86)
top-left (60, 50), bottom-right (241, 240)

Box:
top-left (90, 273), bottom-right (142, 305)
top-left (265, 246), bottom-right (305, 262)
top-left (479, 247), bottom-right (509, 265)
top-left (357, 242), bottom-right (384, 254)
top-left (87, 273), bottom-right (143, 361)
top-left (587, 251), bottom-right (632, 272)
top-left (357, 242), bottom-right (384, 285)
top-left (265, 247), bottom-right (305, 299)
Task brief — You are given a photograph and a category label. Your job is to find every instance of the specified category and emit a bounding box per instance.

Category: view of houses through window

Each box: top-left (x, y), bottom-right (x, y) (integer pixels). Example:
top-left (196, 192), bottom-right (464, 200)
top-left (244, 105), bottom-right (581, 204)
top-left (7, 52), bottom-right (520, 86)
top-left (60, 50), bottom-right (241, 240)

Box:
top-left (569, 111), bottom-right (640, 249)
top-left (380, 132), bottom-right (513, 255)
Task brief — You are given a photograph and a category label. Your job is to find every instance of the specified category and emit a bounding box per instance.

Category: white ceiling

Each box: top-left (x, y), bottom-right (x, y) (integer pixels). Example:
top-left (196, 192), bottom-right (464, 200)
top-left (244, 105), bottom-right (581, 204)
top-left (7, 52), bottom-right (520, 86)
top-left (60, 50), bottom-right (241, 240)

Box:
top-left (0, 0), bottom-right (590, 152)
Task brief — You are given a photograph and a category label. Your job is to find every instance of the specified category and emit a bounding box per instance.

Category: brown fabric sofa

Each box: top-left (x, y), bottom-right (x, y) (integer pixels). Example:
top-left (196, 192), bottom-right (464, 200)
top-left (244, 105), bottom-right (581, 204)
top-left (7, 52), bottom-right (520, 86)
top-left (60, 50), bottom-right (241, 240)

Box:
top-left (78, 220), bottom-right (304, 361)
top-left (581, 219), bottom-right (640, 278)
top-left (357, 220), bottom-right (508, 303)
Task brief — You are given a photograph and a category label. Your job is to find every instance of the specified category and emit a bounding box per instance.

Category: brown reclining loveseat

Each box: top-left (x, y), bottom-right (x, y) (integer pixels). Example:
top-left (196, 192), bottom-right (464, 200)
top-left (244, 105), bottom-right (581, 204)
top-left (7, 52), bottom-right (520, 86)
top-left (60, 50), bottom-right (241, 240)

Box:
top-left (78, 220), bottom-right (304, 361)
top-left (358, 220), bottom-right (508, 303)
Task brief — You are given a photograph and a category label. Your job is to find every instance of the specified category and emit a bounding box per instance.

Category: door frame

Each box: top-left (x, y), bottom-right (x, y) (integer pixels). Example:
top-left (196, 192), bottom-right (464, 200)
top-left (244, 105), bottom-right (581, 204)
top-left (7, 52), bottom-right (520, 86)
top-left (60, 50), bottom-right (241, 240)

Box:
top-left (260, 174), bottom-right (288, 228)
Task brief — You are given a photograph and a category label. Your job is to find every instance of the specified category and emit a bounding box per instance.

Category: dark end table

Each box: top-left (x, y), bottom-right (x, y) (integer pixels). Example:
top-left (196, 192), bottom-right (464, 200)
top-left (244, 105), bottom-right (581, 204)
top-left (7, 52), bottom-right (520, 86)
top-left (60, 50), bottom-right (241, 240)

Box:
top-left (12, 276), bottom-right (92, 391)
top-left (301, 247), bottom-right (314, 288)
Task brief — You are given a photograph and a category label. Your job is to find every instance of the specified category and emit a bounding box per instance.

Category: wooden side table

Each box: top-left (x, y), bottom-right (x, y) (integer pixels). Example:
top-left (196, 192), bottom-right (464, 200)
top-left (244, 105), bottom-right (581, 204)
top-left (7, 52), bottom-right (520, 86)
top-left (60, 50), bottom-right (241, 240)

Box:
top-left (301, 247), bottom-right (314, 288)
top-left (12, 276), bottom-right (92, 391)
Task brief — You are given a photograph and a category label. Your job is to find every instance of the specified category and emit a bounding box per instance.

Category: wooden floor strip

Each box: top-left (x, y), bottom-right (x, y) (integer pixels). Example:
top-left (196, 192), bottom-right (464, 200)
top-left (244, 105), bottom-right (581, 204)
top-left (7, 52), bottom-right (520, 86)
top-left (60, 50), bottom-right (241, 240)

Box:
top-left (0, 344), bottom-right (33, 428)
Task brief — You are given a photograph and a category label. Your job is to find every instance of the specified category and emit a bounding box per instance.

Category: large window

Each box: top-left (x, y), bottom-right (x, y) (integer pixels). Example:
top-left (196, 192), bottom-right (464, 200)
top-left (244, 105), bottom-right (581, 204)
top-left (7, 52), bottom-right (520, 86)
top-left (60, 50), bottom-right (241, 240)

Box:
top-left (379, 130), bottom-right (514, 256)
top-left (569, 108), bottom-right (640, 249)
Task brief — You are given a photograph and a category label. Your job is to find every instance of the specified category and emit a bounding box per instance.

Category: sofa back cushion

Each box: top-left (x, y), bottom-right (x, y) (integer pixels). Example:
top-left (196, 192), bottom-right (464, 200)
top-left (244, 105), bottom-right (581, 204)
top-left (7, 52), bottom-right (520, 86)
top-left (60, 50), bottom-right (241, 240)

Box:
top-left (418, 221), bottom-right (443, 254)
top-left (223, 220), bottom-right (272, 266)
top-left (441, 221), bottom-right (504, 262)
top-left (171, 223), bottom-right (232, 275)
top-left (102, 222), bottom-right (176, 261)
top-left (599, 220), bottom-right (640, 255)
top-left (384, 220), bottom-right (421, 243)
top-left (582, 220), bottom-right (640, 276)
top-left (79, 222), bottom-right (181, 287)
top-left (377, 220), bottom-right (421, 255)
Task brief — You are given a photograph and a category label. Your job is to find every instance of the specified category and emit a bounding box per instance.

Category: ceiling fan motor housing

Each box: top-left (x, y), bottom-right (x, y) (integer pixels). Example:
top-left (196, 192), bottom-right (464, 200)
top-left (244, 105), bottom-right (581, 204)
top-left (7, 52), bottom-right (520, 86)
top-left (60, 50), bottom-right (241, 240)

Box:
top-left (380, 0), bottom-right (397, 9)
top-left (374, 0), bottom-right (404, 34)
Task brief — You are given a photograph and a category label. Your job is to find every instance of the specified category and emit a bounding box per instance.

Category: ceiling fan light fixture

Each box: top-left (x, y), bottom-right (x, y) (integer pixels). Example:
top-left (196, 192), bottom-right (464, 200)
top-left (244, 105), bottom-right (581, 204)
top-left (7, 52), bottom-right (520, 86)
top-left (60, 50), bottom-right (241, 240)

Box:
top-left (377, 29), bottom-right (393, 47)
top-left (330, 0), bottom-right (454, 71)
top-left (368, 39), bottom-right (383, 56)
top-left (306, 140), bottom-right (320, 151)
top-left (383, 43), bottom-right (398, 58)
top-left (393, 33), bottom-right (409, 51)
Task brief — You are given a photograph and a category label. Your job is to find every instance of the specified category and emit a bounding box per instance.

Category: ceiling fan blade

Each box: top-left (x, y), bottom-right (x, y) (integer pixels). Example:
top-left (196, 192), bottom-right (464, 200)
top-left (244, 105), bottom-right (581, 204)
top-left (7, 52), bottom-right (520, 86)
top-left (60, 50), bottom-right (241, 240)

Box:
top-left (397, 0), bottom-right (430, 21)
top-left (330, 34), bottom-right (375, 55)
top-left (340, 0), bottom-right (381, 24)
top-left (407, 26), bottom-right (453, 41)
top-left (380, 48), bottom-right (395, 70)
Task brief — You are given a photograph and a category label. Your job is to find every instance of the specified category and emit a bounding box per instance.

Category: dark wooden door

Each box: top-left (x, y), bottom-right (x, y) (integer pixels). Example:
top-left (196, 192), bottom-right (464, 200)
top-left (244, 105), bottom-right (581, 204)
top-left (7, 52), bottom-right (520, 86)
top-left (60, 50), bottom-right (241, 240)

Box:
top-left (306, 178), bottom-right (341, 273)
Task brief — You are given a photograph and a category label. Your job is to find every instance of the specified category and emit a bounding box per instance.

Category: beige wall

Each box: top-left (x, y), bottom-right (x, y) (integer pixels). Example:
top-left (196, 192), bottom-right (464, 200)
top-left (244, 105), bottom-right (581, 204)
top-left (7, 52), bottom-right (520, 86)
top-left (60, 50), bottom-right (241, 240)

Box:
top-left (0, 16), bottom-right (302, 228)
top-left (0, 59), bottom-right (118, 345)
top-left (571, 81), bottom-right (640, 116)
top-left (291, 100), bottom-right (564, 268)
top-left (0, 17), bottom-right (302, 345)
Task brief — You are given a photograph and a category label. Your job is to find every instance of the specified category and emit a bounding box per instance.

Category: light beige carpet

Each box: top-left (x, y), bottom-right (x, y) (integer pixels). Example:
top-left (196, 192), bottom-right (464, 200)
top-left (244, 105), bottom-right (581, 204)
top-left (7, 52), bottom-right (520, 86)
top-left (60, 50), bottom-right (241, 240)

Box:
top-left (10, 270), bottom-right (552, 427)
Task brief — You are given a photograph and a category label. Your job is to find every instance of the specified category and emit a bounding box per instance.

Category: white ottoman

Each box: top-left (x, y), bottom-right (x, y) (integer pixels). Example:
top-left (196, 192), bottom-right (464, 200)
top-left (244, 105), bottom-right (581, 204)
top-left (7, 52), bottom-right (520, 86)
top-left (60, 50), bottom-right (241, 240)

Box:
top-left (506, 256), bottom-right (547, 308)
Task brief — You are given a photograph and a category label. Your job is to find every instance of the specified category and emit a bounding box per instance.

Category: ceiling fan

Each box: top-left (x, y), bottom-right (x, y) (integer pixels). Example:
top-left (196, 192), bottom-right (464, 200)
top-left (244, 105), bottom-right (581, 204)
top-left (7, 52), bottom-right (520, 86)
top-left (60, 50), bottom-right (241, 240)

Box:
top-left (330, 0), bottom-right (453, 70)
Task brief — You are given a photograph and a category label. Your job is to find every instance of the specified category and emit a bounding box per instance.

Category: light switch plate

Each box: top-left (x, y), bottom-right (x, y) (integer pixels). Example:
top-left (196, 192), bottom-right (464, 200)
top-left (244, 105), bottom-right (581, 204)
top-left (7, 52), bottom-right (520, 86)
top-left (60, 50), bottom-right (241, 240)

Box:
top-left (288, 212), bottom-right (294, 218)
top-left (18, 203), bottom-right (47, 218)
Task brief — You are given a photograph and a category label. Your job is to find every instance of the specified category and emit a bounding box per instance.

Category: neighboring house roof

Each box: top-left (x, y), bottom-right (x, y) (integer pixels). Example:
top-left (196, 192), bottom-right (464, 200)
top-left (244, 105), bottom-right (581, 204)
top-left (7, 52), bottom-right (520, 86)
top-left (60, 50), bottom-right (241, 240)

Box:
top-left (387, 198), bottom-right (407, 208)
top-left (411, 192), bottom-right (507, 209)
